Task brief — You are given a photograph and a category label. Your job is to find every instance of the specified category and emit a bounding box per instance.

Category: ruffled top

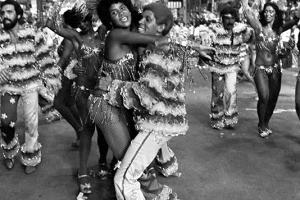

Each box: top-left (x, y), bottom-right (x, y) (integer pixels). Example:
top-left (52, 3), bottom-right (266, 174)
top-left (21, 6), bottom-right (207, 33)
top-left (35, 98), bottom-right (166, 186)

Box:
top-left (120, 47), bottom-right (188, 137)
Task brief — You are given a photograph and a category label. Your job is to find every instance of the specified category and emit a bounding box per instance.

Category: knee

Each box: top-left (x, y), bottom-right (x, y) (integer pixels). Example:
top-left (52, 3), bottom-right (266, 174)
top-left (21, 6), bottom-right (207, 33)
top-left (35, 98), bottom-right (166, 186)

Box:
top-left (259, 94), bottom-right (269, 105)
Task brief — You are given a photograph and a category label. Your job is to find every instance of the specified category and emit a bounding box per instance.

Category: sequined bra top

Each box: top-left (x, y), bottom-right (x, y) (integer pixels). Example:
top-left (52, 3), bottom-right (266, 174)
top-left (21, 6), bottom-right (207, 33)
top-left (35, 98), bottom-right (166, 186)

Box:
top-left (256, 31), bottom-right (280, 54)
top-left (99, 53), bottom-right (137, 81)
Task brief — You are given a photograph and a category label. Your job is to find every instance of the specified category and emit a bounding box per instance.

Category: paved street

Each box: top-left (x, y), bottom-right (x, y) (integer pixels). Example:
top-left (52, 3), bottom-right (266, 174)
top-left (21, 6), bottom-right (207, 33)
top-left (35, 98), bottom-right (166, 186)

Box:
top-left (1, 68), bottom-right (300, 200)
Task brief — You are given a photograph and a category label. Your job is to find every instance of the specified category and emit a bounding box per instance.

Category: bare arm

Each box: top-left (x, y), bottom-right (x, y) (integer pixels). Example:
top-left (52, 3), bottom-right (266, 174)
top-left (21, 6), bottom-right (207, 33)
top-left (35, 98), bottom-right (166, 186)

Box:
top-left (241, 0), bottom-right (262, 34)
top-left (57, 39), bottom-right (74, 68)
top-left (108, 29), bottom-right (164, 46)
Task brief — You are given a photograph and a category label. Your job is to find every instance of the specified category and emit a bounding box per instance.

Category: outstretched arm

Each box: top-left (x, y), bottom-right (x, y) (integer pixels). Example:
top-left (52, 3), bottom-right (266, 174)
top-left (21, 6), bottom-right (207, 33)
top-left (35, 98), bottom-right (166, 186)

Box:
top-left (241, 0), bottom-right (262, 34)
top-left (108, 29), bottom-right (166, 46)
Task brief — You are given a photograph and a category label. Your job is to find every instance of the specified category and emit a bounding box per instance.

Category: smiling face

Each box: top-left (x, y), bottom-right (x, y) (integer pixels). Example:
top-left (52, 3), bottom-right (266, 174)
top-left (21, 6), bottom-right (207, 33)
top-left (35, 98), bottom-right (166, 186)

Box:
top-left (109, 2), bottom-right (132, 29)
top-left (264, 5), bottom-right (276, 24)
top-left (138, 10), bottom-right (157, 35)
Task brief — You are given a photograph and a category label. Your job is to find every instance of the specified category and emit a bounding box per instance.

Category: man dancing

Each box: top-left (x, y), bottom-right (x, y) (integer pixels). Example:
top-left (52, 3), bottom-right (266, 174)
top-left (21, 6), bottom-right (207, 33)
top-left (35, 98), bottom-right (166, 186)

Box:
top-left (0, 0), bottom-right (60, 174)
top-left (199, 5), bottom-right (252, 129)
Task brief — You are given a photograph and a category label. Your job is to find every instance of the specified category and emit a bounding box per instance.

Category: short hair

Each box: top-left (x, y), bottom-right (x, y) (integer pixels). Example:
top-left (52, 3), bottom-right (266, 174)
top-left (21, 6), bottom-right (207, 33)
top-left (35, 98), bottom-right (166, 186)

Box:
top-left (0, 0), bottom-right (23, 18)
top-left (220, 5), bottom-right (239, 21)
top-left (259, 2), bottom-right (283, 34)
top-left (97, 0), bottom-right (140, 30)
top-left (62, 8), bottom-right (84, 28)
top-left (143, 2), bottom-right (174, 36)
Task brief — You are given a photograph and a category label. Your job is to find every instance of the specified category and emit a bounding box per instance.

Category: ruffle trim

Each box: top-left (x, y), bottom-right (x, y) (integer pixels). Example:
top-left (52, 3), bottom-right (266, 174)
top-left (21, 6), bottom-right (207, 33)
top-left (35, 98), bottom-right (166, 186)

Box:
top-left (0, 135), bottom-right (20, 159)
top-left (153, 185), bottom-right (178, 200)
top-left (224, 112), bottom-right (238, 128)
top-left (9, 68), bottom-right (40, 81)
top-left (20, 144), bottom-right (42, 167)
top-left (156, 156), bottom-right (179, 177)
top-left (3, 56), bottom-right (35, 67)
top-left (140, 73), bottom-right (185, 102)
top-left (0, 42), bottom-right (35, 55)
top-left (135, 117), bottom-right (188, 136)
top-left (132, 84), bottom-right (187, 117)
top-left (208, 65), bottom-right (240, 74)
top-left (141, 53), bottom-right (182, 74)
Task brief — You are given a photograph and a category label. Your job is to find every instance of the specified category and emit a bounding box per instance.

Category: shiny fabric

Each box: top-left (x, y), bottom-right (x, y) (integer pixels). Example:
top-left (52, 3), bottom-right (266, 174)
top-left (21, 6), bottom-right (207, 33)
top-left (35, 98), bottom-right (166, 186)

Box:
top-left (0, 89), bottom-right (41, 166)
top-left (210, 71), bottom-right (238, 129)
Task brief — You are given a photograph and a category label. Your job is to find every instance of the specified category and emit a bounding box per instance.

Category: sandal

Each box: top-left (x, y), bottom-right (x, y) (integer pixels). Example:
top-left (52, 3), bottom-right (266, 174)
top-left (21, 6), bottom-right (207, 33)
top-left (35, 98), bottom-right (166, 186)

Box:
top-left (78, 174), bottom-right (92, 194)
top-left (4, 158), bottom-right (14, 170)
top-left (266, 128), bottom-right (273, 135)
top-left (97, 163), bottom-right (110, 179)
top-left (258, 127), bottom-right (270, 138)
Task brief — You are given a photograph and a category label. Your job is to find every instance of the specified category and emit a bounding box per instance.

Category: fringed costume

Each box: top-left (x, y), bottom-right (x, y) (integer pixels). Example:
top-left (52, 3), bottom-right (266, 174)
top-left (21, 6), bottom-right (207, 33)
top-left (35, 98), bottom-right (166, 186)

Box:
top-left (0, 24), bottom-right (61, 167)
top-left (103, 44), bottom-right (188, 200)
top-left (199, 22), bottom-right (251, 129)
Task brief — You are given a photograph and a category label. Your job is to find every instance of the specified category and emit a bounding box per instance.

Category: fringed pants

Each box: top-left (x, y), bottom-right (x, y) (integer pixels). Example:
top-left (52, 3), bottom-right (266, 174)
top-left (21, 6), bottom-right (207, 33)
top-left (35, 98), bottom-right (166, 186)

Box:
top-left (114, 131), bottom-right (176, 200)
top-left (0, 90), bottom-right (41, 166)
top-left (210, 71), bottom-right (238, 129)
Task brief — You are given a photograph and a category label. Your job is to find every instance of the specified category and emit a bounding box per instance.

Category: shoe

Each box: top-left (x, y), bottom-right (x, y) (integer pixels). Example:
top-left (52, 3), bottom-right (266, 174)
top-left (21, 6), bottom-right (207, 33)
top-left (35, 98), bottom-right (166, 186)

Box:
top-left (97, 162), bottom-right (110, 179)
top-left (258, 127), bottom-right (270, 138)
top-left (266, 128), bottom-right (273, 135)
top-left (78, 174), bottom-right (92, 194)
top-left (24, 166), bottom-right (38, 174)
top-left (4, 158), bottom-right (14, 170)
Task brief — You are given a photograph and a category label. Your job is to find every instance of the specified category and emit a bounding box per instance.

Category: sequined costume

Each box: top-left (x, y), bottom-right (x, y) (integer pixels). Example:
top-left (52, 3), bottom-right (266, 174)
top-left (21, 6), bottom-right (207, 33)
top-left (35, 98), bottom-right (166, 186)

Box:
top-left (199, 22), bottom-right (251, 129)
top-left (106, 44), bottom-right (188, 200)
top-left (0, 24), bottom-right (61, 167)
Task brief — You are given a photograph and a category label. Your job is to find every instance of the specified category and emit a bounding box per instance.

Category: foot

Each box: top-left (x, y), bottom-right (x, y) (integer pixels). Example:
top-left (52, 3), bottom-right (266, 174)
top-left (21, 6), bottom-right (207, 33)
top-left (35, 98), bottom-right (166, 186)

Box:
top-left (258, 127), bottom-right (270, 138)
top-left (97, 162), bottom-right (110, 179)
top-left (78, 174), bottom-right (92, 194)
top-left (266, 128), bottom-right (273, 135)
top-left (24, 165), bottom-right (38, 174)
top-left (3, 158), bottom-right (14, 170)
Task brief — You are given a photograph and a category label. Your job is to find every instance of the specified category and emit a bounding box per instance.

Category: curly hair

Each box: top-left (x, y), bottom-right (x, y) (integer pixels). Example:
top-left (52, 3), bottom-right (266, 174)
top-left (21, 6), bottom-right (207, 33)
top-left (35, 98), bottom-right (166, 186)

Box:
top-left (63, 8), bottom-right (84, 28)
top-left (1, 0), bottom-right (24, 22)
top-left (220, 5), bottom-right (239, 22)
top-left (96, 0), bottom-right (140, 30)
top-left (259, 2), bottom-right (283, 34)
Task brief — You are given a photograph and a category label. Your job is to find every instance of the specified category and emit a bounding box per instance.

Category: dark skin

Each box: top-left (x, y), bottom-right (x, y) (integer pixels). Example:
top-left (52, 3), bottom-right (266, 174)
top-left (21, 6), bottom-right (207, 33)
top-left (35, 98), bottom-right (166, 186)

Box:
top-left (242, 0), bottom-right (299, 135)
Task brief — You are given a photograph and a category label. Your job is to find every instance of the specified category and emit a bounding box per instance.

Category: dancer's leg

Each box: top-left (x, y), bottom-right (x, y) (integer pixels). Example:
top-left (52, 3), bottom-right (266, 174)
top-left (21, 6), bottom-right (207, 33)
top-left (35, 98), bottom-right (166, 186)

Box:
top-left (224, 71), bottom-right (238, 128)
top-left (114, 132), bottom-right (172, 200)
top-left (0, 93), bottom-right (20, 169)
top-left (296, 72), bottom-right (300, 119)
top-left (254, 69), bottom-right (269, 130)
top-left (264, 69), bottom-right (282, 128)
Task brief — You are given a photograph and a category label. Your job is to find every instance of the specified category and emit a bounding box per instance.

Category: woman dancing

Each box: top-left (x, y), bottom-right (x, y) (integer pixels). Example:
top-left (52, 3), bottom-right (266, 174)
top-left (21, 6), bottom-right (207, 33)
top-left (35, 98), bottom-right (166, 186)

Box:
top-left (53, 9), bottom-right (83, 148)
top-left (241, 0), bottom-right (299, 137)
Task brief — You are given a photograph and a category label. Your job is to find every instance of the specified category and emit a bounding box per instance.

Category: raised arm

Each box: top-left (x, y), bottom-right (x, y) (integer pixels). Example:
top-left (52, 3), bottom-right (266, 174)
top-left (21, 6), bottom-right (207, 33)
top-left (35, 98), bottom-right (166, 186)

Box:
top-left (241, 0), bottom-right (262, 34)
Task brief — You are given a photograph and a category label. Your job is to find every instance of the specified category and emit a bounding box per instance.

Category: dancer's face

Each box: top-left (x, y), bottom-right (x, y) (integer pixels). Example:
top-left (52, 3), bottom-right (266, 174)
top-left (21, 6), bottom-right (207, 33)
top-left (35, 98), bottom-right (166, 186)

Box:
top-left (264, 6), bottom-right (276, 24)
top-left (109, 3), bottom-right (132, 28)
top-left (222, 14), bottom-right (235, 31)
top-left (138, 10), bottom-right (157, 35)
top-left (1, 4), bottom-right (19, 30)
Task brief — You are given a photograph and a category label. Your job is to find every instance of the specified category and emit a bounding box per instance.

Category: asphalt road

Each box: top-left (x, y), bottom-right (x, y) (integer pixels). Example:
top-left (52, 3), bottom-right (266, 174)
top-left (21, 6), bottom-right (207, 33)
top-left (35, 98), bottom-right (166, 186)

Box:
top-left (1, 68), bottom-right (300, 200)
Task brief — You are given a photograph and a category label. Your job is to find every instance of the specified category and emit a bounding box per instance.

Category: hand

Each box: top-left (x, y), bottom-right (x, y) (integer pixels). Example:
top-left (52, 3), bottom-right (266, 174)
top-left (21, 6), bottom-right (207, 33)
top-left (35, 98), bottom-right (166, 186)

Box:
top-left (155, 36), bottom-right (170, 47)
top-left (98, 72), bottom-right (113, 91)
top-left (197, 45), bottom-right (216, 60)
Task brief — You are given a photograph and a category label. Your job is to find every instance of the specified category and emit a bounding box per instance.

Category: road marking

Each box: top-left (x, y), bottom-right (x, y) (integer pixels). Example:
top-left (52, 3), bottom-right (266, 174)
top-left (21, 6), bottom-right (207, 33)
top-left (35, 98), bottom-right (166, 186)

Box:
top-left (245, 108), bottom-right (296, 114)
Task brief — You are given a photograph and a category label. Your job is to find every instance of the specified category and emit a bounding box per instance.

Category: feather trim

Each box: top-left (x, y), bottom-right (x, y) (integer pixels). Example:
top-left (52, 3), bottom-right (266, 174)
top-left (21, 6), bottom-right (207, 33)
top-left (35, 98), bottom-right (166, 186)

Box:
top-left (0, 42), bottom-right (35, 55)
top-left (3, 56), bottom-right (35, 67)
top-left (135, 117), bottom-right (189, 136)
top-left (10, 68), bottom-right (40, 81)
top-left (0, 32), bottom-right (10, 43)
top-left (208, 64), bottom-right (240, 74)
top-left (142, 53), bottom-right (182, 74)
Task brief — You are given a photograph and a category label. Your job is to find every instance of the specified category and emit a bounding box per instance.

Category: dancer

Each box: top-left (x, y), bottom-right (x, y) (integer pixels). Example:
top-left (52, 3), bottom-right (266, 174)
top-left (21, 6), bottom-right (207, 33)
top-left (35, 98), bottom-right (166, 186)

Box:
top-left (241, 0), bottom-right (300, 137)
top-left (198, 5), bottom-right (252, 129)
top-left (53, 9), bottom-right (84, 148)
top-left (104, 3), bottom-right (214, 199)
top-left (0, 0), bottom-right (60, 174)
